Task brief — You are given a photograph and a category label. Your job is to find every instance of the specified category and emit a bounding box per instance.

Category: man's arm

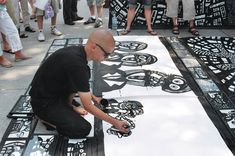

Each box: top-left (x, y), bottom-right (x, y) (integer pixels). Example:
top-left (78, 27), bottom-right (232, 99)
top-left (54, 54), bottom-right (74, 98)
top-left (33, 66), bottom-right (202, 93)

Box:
top-left (79, 91), bottom-right (130, 133)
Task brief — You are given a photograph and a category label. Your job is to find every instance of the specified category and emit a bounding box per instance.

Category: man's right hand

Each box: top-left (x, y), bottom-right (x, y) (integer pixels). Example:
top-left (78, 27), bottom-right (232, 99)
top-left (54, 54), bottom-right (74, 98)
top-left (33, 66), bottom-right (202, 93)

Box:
top-left (113, 120), bottom-right (130, 133)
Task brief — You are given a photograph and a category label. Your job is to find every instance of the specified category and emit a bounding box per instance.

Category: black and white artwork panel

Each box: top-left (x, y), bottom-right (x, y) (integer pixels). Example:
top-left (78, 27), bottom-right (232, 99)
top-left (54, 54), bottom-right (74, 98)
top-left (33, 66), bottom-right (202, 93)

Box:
top-left (100, 36), bottom-right (194, 98)
top-left (102, 96), bottom-right (233, 156)
top-left (0, 140), bottom-right (26, 156)
top-left (23, 134), bottom-right (59, 156)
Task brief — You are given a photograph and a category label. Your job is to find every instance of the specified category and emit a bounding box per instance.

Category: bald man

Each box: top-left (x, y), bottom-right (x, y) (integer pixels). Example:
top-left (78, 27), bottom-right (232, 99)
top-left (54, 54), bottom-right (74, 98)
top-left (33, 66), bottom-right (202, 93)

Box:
top-left (29, 29), bottom-right (130, 138)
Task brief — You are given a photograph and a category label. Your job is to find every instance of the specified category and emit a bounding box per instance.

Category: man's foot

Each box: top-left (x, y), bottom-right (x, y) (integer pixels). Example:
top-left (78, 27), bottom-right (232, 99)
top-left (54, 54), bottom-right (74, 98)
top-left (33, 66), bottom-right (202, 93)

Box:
top-left (72, 15), bottom-right (83, 21)
top-left (25, 26), bottom-right (36, 33)
top-left (121, 29), bottom-right (131, 35)
top-left (94, 19), bottom-right (103, 28)
top-left (172, 25), bottom-right (179, 35)
top-left (84, 17), bottom-right (96, 25)
top-left (38, 31), bottom-right (45, 42)
top-left (0, 56), bottom-right (13, 68)
top-left (14, 51), bottom-right (32, 62)
top-left (147, 30), bottom-right (157, 36)
top-left (65, 21), bottom-right (75, 25)
top-left (51, 27), bottom-right (62, 36)
top-left (188, 26), bottom-right (199, 36)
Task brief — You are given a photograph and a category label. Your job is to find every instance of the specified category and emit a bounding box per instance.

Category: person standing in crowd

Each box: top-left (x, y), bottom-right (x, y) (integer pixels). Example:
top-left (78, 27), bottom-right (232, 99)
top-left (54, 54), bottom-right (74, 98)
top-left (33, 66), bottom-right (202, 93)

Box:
top-left (28, 0), bottom-right (36, 20)
top-left (19, 0), bottom-right (36, 33)
top-left (84, 0), bottom-right (104, 28)
top-left (0, 0), bottom-right (31, 68)
top-left (165, 0), bottom-right (199, 36)
top-left (35, 0), bottom-right (62, 42)
top-left (63, 0), bottom-right (83, 25)
top-left (121, 0), bottom-right (157, 36)
top-left (29, 29), bottom-right (130, 138)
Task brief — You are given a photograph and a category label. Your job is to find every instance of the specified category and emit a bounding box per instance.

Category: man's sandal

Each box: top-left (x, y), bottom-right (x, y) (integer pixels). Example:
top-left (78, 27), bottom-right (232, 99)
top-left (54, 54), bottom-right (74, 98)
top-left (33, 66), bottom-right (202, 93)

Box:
top-left (147, 30), bottom-right (157, 36)
top-left (172, 25), bottom-right (179, 35)
top-left (121, 29), bottom-right (131, 35)
top-left (189, 26), bottom-right (199, 36)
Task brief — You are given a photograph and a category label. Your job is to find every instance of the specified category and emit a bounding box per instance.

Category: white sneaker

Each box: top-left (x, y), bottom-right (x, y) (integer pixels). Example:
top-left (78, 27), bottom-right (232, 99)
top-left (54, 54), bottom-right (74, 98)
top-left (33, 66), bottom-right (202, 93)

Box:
top-left (38, 31), bottom-right (45, 42)
top-left (51, 27), bottom-right (62, 36)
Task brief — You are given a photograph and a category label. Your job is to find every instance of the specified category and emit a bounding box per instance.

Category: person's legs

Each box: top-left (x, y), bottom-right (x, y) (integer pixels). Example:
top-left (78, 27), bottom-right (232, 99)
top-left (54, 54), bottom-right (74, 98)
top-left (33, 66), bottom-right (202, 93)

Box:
top-left (84, 0), bottom-right (96, 24)
top-left (50, 14), bottom-right (62, 36)
top-left (71, 0), bottom-right (83, 21)
top-left (20, 0), bottom-right (35, 32)
top-left (0, 11), bottom-right (31, 62)
top-left (165, 0), bottom-right (180, 34)
top-left (94, 0), bottom-right (104, 28)
top-left (182, 0), bottom-right (199, 36)
top-left (121, 7), bottom-right (135, 35)
top-left (63, 0), bottom-right (74, 25)
top-left (0, 34), bottom-right (12, 68)
top-left (143, 0), bottom-right (156, 35)
top-left (36, 15), bottom-right (45, 41)
top-left (32, 98), bottom-right (92, 139)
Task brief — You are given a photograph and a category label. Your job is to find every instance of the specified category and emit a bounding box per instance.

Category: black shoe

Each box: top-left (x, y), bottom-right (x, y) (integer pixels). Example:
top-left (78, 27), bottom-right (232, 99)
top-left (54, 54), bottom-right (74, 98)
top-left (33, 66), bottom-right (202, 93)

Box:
top-left (72, 15), bottom-right (83, 21)
top-left (25, 26), bottom-right (36, 33)
top-left (65, 21), bottom-right (75, 25)
top-left (84, 17), bottom-right (96, 25)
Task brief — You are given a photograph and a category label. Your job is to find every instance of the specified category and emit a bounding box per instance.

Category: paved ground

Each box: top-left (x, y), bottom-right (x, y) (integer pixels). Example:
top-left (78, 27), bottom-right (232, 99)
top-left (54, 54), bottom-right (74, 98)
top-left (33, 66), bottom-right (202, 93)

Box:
top-left (0, 0), bottom-right (235, 141)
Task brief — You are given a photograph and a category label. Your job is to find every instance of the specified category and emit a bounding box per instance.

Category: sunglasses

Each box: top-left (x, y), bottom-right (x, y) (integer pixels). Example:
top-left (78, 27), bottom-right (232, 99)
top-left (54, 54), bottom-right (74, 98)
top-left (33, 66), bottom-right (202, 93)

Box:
top-left (96, 44), bottom-right (112, 58)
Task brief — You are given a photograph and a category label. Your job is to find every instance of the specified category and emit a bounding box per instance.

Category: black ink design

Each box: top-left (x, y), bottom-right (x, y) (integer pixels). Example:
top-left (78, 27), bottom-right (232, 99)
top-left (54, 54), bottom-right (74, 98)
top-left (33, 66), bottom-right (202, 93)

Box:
top-left (8, 95), bottom-right (33, 118)
top-left (106, 52), bottom-right (157, 67)
top-left (185, 37), bottom-right (235, 102)
top-left (101, 99), bottom-right (144, 138)
top-left (23, 135), bottom-right (58, 156)
top-left (115, 41), bottom-right (148, 52)
top-left (94, 63), bottom-right (191, 95)
top-left (3, 118), bottom-right (36, 139)
top-left (0, 140), bottom-right (26, 155)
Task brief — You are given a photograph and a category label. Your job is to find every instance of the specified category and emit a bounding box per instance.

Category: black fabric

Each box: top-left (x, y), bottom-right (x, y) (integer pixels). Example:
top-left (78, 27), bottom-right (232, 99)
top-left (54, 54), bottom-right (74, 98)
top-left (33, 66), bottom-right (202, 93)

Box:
top-left (63, 0), bottom-right (78, 23)
top-left (31, 98), bottom-right (91, 139)
top-left (29, 45), bottom-right (90, 100)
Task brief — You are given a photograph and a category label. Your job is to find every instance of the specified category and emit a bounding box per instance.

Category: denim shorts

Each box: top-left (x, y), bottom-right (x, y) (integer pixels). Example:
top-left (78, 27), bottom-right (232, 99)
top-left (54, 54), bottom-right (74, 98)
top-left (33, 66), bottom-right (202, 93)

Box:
top-left (129, 0), bottom-right (152, 9)
top-left (86, 0), bottom-right (105, 7)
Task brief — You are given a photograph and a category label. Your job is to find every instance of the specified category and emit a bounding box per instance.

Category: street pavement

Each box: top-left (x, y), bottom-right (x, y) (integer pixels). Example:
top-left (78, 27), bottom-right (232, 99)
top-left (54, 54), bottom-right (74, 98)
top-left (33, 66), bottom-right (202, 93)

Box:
top-left (0, 0), bottom-right (235, 141)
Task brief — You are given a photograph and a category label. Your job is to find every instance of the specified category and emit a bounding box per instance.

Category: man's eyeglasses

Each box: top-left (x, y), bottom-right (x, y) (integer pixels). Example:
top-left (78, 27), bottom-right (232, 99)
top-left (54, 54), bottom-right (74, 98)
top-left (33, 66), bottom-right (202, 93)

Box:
top-left (96, 44), bottom-right (112, 58)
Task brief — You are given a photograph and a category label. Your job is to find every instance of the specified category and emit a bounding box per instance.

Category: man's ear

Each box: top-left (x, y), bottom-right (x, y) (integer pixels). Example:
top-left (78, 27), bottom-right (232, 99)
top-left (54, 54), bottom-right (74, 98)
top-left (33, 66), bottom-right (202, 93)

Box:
top-left (91, 42), bottom-right (97, 51)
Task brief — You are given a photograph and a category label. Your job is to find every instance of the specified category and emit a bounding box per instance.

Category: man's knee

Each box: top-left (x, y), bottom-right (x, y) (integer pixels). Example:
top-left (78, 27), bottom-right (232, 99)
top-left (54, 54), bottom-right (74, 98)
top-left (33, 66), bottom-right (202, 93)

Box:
top-left (58, 120), bottom-right (92, 139)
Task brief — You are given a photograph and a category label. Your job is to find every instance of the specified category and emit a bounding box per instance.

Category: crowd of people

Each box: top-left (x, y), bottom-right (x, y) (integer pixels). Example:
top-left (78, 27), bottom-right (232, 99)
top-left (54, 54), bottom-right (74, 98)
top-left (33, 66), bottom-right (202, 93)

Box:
top-left (0, 0), bottom-right (199, 68)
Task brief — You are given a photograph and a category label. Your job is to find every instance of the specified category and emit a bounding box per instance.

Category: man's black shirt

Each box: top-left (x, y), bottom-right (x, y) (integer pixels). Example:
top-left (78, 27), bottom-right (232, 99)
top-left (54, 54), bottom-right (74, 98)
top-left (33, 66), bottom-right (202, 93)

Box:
top-left (29, 46), bottom-right (90, 99)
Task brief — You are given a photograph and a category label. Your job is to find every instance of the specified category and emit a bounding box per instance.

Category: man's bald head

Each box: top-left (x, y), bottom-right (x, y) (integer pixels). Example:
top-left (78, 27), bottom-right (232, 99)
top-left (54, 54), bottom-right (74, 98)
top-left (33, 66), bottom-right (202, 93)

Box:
top-left (85, 29), bottom-right (116, 61)
top-left (88, 28), bottom-right (115, 50)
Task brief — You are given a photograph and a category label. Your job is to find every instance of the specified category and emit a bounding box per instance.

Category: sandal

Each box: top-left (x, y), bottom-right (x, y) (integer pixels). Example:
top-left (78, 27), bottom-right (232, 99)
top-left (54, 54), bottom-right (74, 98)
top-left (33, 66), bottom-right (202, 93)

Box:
top-left (121, 29), bottom-right (131, 35)
top-left (188, 26), bottom-right (199, 36)
top-left (20, 33), bottom-right (28, 38)
top-left (147, 30), bottom-right (157, 36)
top-left (3, 49), bottom-right (14, 54)
top-left (25, 26), bottom-right (36, 33)
top-left (172, 25), bottom-right (179, 35)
